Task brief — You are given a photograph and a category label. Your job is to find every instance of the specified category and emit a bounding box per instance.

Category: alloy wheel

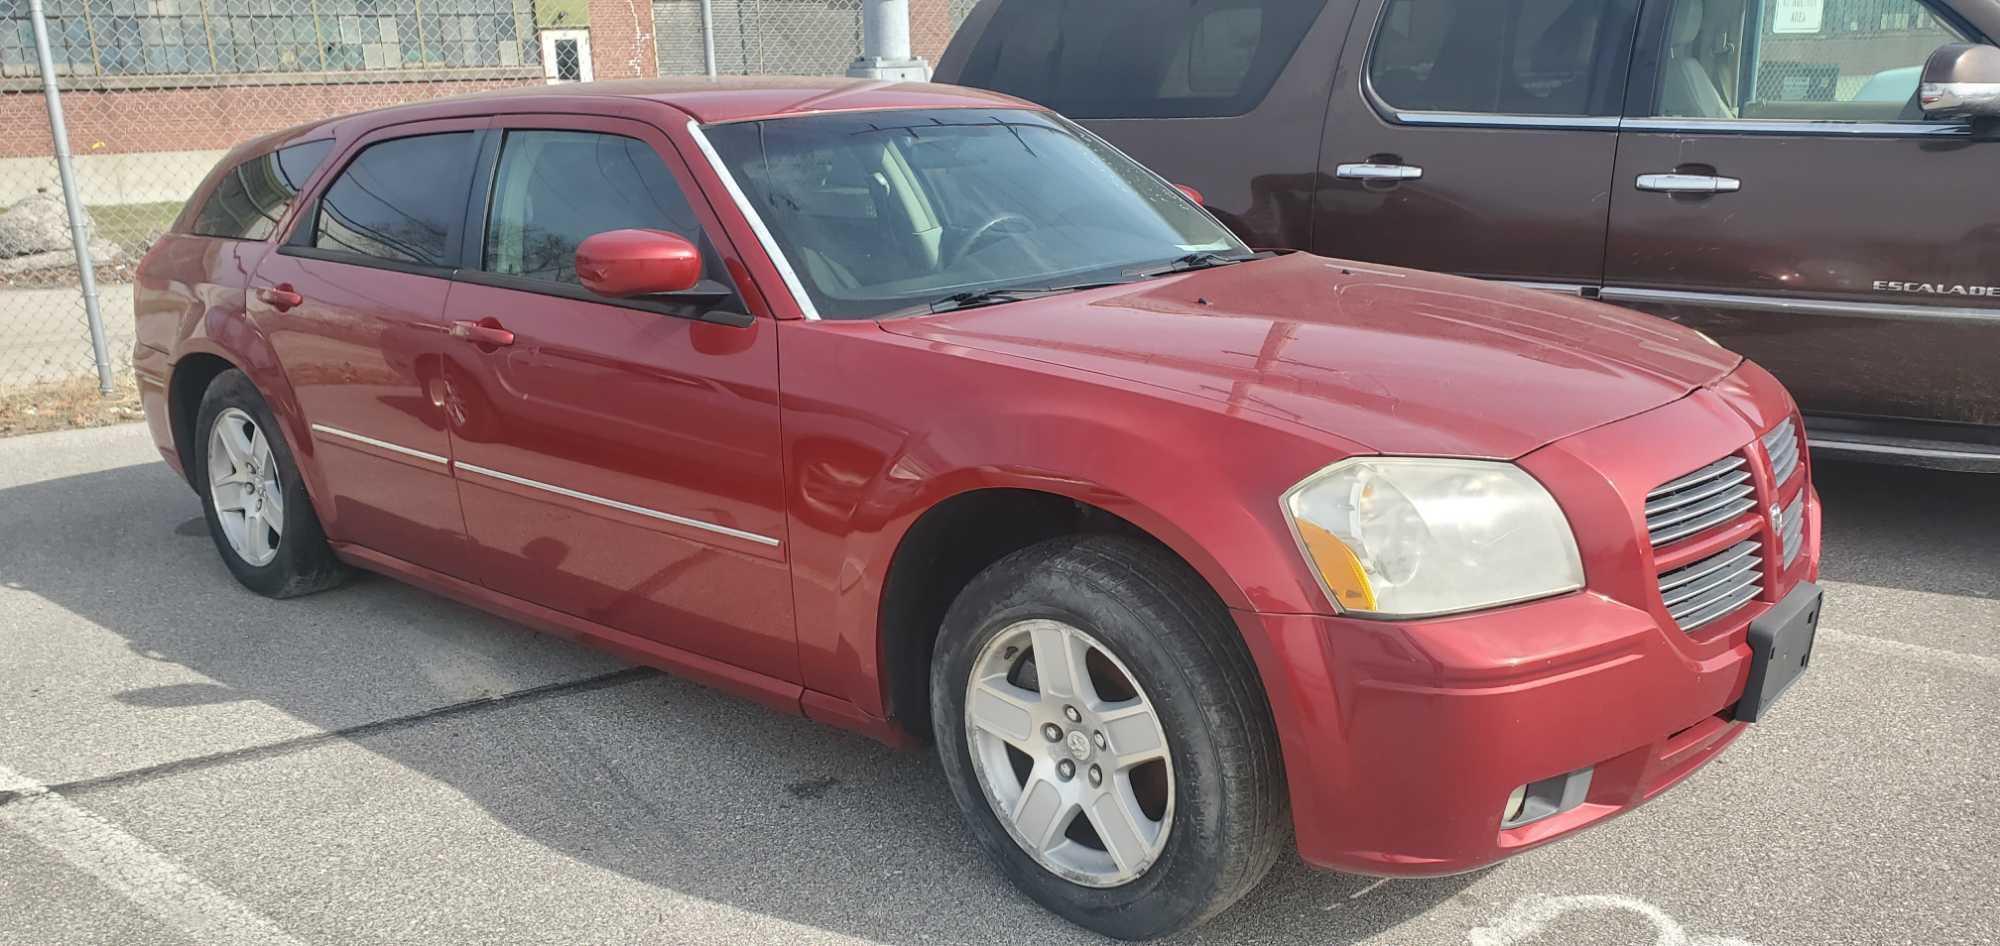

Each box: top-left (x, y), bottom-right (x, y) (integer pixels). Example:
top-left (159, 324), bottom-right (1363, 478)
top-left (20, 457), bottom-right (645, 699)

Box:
top-left (206, 407), bottom-right (284, 567)
top-left (963, 618), bottom-right (1175, 887)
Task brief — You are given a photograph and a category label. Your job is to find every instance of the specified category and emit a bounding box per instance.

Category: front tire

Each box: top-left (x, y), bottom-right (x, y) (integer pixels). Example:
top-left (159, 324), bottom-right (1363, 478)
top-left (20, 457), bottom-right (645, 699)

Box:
top-left (931, 535), bottom-right (1287, 940)
top-left (194, 369), bottom-right (345, 598)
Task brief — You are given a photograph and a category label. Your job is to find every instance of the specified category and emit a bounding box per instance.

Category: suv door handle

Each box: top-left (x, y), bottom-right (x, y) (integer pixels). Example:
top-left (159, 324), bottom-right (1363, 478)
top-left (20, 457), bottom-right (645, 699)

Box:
top-left (255, 285), bottom-right (303, 311)
top-left (1636, 173), bottom-right (1741, 194)
top-left (1336, 162), bottom-right (1424, 182)
top-left (449, 319), bottom-right (515, 348)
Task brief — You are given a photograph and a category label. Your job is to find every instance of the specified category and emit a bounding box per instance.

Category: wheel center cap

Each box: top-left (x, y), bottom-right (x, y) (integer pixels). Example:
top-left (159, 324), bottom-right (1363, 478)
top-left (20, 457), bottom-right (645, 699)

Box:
top-left (1064, 730), bottom-right (1092, 761)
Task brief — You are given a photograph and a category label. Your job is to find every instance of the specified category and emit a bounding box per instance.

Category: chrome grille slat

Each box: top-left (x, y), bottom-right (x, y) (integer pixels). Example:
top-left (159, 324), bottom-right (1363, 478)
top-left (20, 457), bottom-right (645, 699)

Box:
top-left (1649, 495), bottom-right (1758, 546)
top-left (1647, 455), bottom-right (1746, 500)
top-left (1655, 540), bottom-right (1763, 634)
top-left (1646, 481), bottom-right (1757, 532)
top-left (1642, 468), bottom-right (1753, 516)
top-left (1779, 493), bottom-right (1806, 567)
top-left (1762, 417), bottom-right (1801, 487)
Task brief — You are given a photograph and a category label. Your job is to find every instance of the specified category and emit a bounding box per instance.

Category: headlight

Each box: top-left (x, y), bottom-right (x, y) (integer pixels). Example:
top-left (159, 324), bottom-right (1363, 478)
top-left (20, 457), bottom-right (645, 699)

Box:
top-left (1282, 457), bottom-right (1584, 617)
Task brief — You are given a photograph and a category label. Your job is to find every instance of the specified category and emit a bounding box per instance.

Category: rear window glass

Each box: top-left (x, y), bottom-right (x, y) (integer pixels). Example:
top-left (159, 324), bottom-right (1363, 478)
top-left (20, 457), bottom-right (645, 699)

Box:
top-left (953, 0), bottom-right (1325, 118)
top-left (189, 140), bottom-right (333, 241)
top-left (311, 132), bottom-right (472, 268)
top-left (1368, 0), bottom-right (1640, 117)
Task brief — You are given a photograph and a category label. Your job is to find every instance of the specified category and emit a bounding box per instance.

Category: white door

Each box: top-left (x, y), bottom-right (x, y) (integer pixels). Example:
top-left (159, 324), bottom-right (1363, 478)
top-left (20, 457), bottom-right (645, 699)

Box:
top-left (540, 29), bottom-right (593, 83)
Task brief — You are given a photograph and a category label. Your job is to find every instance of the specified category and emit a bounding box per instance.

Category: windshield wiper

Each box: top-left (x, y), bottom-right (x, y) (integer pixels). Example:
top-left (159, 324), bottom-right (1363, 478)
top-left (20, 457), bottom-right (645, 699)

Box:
top-left (1130, 251), bottom-right (1268, 278)
top-left (925, 280), bottom-right (1130, 314)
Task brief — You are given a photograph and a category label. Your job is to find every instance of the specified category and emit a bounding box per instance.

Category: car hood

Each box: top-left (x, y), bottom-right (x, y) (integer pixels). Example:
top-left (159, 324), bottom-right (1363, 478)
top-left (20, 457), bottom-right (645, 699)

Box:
top-left (878, 253), bottom-right (1742, 459)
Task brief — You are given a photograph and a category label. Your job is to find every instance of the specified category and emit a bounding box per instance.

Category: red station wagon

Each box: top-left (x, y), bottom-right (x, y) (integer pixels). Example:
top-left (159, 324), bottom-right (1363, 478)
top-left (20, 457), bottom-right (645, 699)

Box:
top-left (133, 79), bottom-right (1824, 939)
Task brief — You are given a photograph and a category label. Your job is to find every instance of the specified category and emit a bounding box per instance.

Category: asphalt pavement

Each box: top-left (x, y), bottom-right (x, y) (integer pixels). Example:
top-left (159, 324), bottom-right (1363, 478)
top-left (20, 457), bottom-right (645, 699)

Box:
top-left (2, 423), bottom-right (1994, 946)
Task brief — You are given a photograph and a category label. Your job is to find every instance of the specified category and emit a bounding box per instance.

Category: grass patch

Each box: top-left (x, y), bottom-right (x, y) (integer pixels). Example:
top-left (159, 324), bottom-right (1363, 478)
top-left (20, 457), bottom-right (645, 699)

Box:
top-left (87, 200), bottom-right (183, 250)
top-left (0, 374), bottom-right (142, 437)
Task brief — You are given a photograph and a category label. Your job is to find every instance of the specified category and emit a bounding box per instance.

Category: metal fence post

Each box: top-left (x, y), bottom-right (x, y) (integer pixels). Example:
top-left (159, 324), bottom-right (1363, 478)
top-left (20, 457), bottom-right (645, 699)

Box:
top-left (698, 0), bottom-right (718, 78)
top-left (27, 0), bottom-right (116, 395)
top-left (848, 0), bottom-right (929, 80)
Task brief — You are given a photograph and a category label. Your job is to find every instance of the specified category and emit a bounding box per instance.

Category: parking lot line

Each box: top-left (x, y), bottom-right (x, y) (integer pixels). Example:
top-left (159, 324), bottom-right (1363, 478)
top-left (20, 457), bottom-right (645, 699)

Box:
top-left (1820, 626), bottom-right (2000, 677)
top-left (0, 764), bottom-right (309, 946)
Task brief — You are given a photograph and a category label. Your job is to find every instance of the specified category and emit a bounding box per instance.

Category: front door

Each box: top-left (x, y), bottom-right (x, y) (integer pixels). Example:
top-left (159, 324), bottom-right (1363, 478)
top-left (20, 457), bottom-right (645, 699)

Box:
top-left (1315, 0), bottom-right (1642, 288)
top-left (252, 120), bottom-right (485, 578)
top-left (1604, 0), bottom-right (2000, 429)
top-left (440, 115), bottom-right (797, 683)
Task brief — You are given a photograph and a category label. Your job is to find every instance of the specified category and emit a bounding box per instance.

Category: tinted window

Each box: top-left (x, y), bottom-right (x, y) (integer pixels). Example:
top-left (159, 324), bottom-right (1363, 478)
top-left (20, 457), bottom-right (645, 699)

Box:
top-left (190, 140), bottom-right (333, 241)
top-left (482, 130), bottom-right (714, 286)
top-left (312, 132), bottom-right (472, 267)
top-left (1369, 0), bottom-right (1640, 116)
top-left (954, 0), bottom-right (1325, 119)
top-left (1654, 0), bottom-right (1967, 121)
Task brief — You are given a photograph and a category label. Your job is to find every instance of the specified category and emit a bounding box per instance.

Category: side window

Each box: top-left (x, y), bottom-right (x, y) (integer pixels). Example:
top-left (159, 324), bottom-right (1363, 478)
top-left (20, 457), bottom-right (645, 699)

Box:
top-left (1369, 0), bottom-right (1641, 117)
top-left (954, 0), bottom-right (1326, 119)
top-left (1655, 0), bottom-right (1969, 121)
top-left (481, 130), bottom-right (725, 289)
top-left (311, 132), bottom-right (473, 267)
top-left (190, 140), bottom-right (333, 241)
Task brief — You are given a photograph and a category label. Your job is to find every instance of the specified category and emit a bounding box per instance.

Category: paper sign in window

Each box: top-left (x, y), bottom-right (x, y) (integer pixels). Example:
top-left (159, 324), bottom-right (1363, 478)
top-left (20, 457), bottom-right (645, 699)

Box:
top-left (1772, 0), bottom-right (1825, 34)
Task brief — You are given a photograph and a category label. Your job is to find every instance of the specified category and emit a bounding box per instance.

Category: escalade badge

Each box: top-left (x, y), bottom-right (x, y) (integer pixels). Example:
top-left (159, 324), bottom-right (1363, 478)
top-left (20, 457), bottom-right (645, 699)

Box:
top-left (1873, 280), bottom-right (2000, 298)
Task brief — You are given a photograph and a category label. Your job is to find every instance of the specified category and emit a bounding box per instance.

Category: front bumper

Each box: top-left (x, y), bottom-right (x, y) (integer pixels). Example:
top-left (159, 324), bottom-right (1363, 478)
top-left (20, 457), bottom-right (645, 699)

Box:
top-left (1242, 366), bottom-right (1822, 876)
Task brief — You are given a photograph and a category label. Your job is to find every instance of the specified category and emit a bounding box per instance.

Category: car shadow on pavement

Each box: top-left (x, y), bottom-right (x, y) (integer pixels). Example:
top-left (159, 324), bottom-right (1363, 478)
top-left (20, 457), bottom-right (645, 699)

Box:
top-left (0, 459), bottom-right (1480, 946)
top-left (1808, 459), bottom-right (1999, 600)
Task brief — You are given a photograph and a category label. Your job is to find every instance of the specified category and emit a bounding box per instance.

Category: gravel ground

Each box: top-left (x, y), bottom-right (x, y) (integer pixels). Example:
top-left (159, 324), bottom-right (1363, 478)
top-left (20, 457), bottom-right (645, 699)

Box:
top-left (1, 424), bottom-right (1994, 946)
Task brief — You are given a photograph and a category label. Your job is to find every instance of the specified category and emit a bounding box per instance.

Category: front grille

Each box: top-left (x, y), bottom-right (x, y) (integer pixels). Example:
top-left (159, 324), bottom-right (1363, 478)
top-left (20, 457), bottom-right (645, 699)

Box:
top-left (1658, 540), bottom-right (1763, 633)
top-left (1762, 417), bottom-right (1802, 487)
top-left (1778, 492), bottom-right (1805, 568)
top-left (1644, 455), bottom-right (1756, 546)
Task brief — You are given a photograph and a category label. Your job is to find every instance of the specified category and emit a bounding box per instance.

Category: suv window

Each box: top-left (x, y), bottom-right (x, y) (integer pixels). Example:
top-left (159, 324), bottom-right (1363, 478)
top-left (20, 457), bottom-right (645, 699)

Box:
top-left (190, 140), bottom-right (333, 241)
top-left (1369, 0), bottom-right (1641, 116)
top-left (482, 130), bottom-right (715, 286)
top-left (953, 0), bottom-right (1325, 119)
top-left (311, 132), bottom-right (472, 268)
top-left (1654, 0), bottom-right (1969, 121)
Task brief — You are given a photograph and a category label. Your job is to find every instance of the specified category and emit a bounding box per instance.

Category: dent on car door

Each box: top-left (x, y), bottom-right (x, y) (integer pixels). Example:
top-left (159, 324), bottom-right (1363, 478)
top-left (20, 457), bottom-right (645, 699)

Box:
top-left (438, 117), bottom-right (797, 685)
top-left (250, 121), bottom-right (484, 578)
top-left (1314, 0), bottom-right (1641, 287)
top-left (1603, 0), bottom-right (2000, 432)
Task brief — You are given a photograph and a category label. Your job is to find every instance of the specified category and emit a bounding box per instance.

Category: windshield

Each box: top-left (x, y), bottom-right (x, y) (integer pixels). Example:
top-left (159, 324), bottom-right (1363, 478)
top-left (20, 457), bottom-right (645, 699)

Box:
top-left (702, 108), bottom-right (1249, 320)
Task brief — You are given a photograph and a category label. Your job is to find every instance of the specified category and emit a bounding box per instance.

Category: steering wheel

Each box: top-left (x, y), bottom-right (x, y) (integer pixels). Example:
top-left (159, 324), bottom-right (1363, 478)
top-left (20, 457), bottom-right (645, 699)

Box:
top-left (946, 213), bottom-right (1035, 268)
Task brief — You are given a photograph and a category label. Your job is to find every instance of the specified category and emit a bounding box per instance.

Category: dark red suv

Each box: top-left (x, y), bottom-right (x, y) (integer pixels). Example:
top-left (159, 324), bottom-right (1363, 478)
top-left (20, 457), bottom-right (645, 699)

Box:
top-left (134, 79), bottom-right (1822, 939)
top-left (939, 0), bottom-right (2000, 472)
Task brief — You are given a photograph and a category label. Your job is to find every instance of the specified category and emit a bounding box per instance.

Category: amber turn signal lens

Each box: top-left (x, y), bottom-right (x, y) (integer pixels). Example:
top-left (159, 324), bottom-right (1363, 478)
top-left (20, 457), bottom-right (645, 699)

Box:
top-left (1296, 519), bottom-right (1376, 611)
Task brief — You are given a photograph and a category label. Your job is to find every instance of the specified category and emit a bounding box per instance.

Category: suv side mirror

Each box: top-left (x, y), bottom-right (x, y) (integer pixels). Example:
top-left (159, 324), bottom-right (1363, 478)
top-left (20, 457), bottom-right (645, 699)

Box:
top-left (1920, 43), bottom-right (2000, 121)
top-left (575, 228), bottom-right (702, 298)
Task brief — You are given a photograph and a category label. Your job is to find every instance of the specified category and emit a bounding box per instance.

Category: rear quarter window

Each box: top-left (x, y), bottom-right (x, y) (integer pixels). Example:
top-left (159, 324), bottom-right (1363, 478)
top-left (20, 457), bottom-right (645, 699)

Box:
top-left (952, 0), bottom-right (1326, 118)
top-left (189, 140), bottom-right (334, 241)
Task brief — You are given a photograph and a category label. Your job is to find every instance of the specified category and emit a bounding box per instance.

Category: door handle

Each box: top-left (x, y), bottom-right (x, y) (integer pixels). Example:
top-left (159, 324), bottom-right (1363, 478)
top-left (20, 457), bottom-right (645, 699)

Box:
top-left (1336, 162), bottom-right (1424, 182)
top-left (1636, 173), bottom-right (1741, 194)
top-left (449, 319), bottom-right (515, 348)
top-left (255, 285), bottom-right (303, 311)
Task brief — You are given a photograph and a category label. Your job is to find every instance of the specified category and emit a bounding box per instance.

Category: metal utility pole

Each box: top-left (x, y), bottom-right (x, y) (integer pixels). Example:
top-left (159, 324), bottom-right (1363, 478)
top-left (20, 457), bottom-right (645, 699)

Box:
top-left (698, 0), bottom-right (717, 78)
top-left (28, 0), bottom-right (115, 395)
top-left (847, 0), bottom-right (929, 81)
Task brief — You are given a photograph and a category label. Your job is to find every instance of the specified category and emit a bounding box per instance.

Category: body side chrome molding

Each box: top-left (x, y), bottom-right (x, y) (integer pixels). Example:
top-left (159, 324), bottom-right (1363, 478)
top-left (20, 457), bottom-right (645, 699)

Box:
top-left (309, 423), bottom-right (450, 465)
top-left (1496, 279), bottom-right (1592, 296)
top-left (1806, 437), bottom-right (2000, 463)
top-left (1598, 286), bottom-right (2000, 325)
top-left (455, 461), bottom-right (782, 547)
top-left (683, 119), bottom-right (821, 321)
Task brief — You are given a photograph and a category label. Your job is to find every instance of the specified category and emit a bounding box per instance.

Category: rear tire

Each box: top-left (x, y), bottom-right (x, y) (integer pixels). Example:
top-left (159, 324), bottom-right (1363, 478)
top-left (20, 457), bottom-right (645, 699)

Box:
top-left (930, 534), bottom-right (1287, 940)
top-left (194, 369), bottom-right (346, 598)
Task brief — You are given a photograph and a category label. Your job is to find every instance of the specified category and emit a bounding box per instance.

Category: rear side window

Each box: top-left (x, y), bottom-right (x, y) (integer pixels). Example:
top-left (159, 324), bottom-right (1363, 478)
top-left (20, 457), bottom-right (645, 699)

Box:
top-left (953, 0), bottom-right (1325, 118)
top-left (482, 130), bottom-right (714, 285)
top-left (311, 132), bottom-right (473, 268)
top-left (189, 140), bottom-right (333, 241)
top-left (1369, 0), bottom-right (1641, 117)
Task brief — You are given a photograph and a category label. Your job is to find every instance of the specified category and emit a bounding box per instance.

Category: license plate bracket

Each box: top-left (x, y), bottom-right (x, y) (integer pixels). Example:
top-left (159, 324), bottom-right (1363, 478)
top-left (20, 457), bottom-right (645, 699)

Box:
top-left (1735, 581), bottom-right (1821, 723)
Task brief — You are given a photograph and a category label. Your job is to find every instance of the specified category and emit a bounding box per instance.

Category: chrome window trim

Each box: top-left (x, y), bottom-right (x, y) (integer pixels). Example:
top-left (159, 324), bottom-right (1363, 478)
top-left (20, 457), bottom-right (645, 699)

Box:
top-left (683, 118), bottom-right (821, 321)
top-left (1496, 280), bottom-right (1592, 295)
top-left (1390, 111), bottom-right (1621, 130)
top-left (455, 461), bottom-right (782, 547)
top-left (1598, 287), bottom-right (2000, 325)
top-left (309, 423), bottom-right (449, 466)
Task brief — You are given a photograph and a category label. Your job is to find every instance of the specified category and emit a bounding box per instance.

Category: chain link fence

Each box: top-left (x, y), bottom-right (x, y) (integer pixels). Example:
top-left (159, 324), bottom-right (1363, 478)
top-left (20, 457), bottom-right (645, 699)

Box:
top-left (0, 0), bottom-right (977, 394)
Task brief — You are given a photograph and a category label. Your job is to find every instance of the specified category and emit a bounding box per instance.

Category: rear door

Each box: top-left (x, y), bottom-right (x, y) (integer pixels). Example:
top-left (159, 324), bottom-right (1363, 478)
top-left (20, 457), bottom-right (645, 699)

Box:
top-left (251, 119), bottom-right (484, 578)
top-left (1314, 0), bottom-right (1642, 288)
top-left (1603, 0), bottom-right (2000, 429)
top-left (439, 114), bottom-right (797, 683)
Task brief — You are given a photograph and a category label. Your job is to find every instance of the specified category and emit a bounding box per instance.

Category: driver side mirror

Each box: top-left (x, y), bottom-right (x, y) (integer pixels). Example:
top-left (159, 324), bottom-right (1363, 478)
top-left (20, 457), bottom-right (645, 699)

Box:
top-left (1920, 43), bottom-right (2000, 121)
top-left (575, 228), bottom-right (705, 298)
